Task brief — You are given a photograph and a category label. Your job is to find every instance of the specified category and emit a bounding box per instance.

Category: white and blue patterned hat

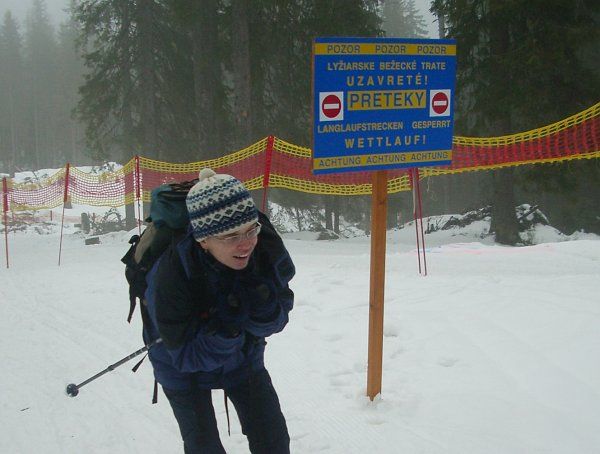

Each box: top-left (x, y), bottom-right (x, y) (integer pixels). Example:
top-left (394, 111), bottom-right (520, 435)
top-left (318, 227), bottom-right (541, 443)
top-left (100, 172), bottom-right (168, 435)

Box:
top-left (186, 168), bottom-right (258, 242)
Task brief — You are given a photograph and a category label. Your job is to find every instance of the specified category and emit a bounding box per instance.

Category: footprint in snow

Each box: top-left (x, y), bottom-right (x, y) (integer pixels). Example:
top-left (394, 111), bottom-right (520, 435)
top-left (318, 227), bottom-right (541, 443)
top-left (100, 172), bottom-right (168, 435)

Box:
top-left (437, 357), bottom-right (459, 367)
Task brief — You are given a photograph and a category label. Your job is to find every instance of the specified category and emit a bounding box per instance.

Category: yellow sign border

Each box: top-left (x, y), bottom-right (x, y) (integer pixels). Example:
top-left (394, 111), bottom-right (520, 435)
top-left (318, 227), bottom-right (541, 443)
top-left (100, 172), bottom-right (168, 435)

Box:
top-left (314, 43), bottom-right (456, 56)
top-left (313, 150), bottom-right (452, 170)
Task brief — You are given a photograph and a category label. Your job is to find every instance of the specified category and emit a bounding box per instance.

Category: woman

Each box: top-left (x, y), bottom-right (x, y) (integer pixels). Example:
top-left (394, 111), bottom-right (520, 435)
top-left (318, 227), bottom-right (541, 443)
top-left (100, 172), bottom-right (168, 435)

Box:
top-left (144, 168), bottom-right (295, 453)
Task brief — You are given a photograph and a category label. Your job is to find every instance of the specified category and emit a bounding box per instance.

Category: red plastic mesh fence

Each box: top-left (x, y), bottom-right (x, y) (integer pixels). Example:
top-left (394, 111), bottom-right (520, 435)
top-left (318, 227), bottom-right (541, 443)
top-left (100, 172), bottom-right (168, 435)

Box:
top-left (1, 102), bottom-right (598, 212)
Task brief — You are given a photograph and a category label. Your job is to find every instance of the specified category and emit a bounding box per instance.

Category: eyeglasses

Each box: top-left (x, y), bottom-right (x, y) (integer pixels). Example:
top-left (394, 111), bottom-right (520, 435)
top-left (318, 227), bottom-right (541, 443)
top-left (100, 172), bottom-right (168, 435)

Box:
top-left (212, 222), bottom-right (262, 245)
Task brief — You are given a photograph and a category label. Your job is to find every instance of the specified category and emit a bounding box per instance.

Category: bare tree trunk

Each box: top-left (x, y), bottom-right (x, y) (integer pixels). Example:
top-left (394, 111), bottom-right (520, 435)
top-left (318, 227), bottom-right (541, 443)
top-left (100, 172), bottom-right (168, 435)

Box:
top-left (192, 0), bottom-right (220, 158)
top-left (488, 1), bottom-right (520, 245)
top-left (324, 197), bottom-right (333, 230)
top-left (333, 196), bottom-right (340, 234)
top-left (123, 84), bottom-right (138, 229)
top-left (232, 0), bottom-right (252, 146)
top-left (443, 174), bottom-right (451, 213)
top-left (294, 207), bottom-right (302, 231)
top-left (437, 8), bottom-right (446, 39)
top-left (119, 6), bottom-right (137, 230)
top-left (137, 0), bottom-right (158, 158)
top-left (69, 122), bottom-right (77, 164)
top-left (490, 167), bottom-right (520, 244)
top-left (436, 11), bottom-right (454, 215)
top-left (8, 84), bottom-right (18, 173)
top-left (32, 72), bottom-right (40, 169)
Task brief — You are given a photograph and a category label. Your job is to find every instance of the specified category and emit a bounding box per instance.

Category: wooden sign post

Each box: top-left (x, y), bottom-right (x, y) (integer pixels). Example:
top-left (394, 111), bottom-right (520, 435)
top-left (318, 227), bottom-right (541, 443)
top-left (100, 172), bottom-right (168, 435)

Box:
top-left (366, 170), bottom-right (388, 400)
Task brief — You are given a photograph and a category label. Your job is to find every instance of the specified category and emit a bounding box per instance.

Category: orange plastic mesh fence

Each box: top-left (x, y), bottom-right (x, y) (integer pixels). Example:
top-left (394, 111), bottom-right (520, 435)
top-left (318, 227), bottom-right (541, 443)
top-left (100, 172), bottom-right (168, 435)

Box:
top-left (138, 138), bottom-right (267, 203)
top-left (4, 167), bottom-right (67, 211)
top-left (4, 161), bottom-right (137, 213)
top-left (437, 101), bottom-right (600, 174)
top-left (2, 103), bottom-right (598, 211)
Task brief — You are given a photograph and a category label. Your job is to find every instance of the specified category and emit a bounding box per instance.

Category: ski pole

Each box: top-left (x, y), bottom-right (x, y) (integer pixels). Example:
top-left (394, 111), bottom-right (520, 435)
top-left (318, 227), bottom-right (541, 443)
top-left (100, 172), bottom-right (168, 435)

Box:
top-left (65, 338), bottom-right (162, 397)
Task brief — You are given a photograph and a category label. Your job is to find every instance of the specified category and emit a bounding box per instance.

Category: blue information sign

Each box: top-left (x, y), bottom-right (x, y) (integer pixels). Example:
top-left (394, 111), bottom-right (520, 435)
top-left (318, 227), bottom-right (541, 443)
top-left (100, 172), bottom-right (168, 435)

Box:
top-left (312, 37), bottom-right (457, 174)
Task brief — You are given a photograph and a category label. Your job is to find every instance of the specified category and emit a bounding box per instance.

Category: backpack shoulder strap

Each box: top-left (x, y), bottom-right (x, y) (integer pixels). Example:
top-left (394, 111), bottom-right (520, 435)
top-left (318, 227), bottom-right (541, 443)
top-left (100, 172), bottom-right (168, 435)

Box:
top-left (153, 239), bottom-right (210, 349)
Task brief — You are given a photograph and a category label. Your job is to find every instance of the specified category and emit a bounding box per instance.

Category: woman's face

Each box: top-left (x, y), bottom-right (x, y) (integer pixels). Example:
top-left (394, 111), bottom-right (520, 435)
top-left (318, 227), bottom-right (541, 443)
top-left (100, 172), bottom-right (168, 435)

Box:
top-left (199, 222), bottom-right (260, 270)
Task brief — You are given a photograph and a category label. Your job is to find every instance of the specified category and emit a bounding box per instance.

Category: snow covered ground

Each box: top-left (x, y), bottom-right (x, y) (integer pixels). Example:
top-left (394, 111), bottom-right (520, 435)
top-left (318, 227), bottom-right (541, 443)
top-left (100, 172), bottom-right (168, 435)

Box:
top-left (0, 218), bottom-right (599, 453)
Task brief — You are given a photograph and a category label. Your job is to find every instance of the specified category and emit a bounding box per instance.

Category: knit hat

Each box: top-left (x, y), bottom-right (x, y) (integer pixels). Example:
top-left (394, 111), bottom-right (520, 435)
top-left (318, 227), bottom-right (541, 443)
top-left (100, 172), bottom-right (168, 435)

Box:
top-left (186, 168), bottom-right (258, 242)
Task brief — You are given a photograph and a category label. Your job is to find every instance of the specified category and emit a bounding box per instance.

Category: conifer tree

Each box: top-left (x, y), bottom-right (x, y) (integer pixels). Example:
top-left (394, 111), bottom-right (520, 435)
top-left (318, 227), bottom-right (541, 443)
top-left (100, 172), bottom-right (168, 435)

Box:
top-left (382, 0), bottom-right (428, 38)
top-left (432, 0), bottom-right (600, 240)
top-left (75, 0), bottom-right (193, 162)
top-left (56, 3), bottom-right (85, 164)
top-left (0, 11), bottom-right (25, 173)
top-left (24, 0), bottom-right (59, 169)
top-left (230, 0), bottom-right (252, 147)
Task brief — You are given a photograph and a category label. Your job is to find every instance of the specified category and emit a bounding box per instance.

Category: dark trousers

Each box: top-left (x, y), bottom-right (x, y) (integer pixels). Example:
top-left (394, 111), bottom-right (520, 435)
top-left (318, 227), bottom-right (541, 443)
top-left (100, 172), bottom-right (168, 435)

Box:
top-left (163, 369), bottom-right (290, 454)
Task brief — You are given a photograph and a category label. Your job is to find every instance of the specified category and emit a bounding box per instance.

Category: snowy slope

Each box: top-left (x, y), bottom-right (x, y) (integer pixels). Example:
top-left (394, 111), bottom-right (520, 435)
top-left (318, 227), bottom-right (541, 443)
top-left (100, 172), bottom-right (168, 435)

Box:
top-left (0, 225), bottom-right (599, 453)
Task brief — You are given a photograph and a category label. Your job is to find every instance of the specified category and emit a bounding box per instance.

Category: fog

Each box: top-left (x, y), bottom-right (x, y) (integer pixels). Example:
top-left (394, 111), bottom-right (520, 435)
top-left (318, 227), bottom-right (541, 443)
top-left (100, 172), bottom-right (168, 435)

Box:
top-left (1, 0), bottom-right (68, 25)
top-left (1, 0), bottom-right (438, 36)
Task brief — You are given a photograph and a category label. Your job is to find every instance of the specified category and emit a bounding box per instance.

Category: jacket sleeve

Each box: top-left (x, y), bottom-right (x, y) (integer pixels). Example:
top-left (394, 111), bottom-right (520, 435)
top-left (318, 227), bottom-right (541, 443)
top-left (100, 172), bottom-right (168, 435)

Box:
top-left (245, 245), bottom-right (295, 338)
top-left (164, 327), bottom-right (246, 373)
top-left (245, 285), bottom-right (293, 337)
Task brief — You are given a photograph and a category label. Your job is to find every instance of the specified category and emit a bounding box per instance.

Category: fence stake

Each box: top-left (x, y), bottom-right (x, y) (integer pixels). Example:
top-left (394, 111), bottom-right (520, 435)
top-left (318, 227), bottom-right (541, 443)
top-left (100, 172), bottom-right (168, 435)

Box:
top-left (58, 163), bottom-right (70, 266)
top-left (135, 155), bottom-right (142, 236)
top-left (409, 170), bottom-right (422, 274)
top-left (261, 136), bottom-right (275, 213)
top-left (414, 168), bottom-right (428, 276)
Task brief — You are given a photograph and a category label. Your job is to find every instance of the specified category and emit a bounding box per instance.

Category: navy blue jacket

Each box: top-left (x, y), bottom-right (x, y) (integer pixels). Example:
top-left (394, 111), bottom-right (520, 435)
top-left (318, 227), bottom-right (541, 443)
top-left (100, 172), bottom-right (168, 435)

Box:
top-left (144, 216), bottom-right (294, 390)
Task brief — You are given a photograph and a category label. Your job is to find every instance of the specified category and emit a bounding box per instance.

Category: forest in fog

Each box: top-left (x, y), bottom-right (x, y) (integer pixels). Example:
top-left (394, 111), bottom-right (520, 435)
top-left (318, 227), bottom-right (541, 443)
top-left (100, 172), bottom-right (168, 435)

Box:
top-left (1, 0), bottom-right (598, 241)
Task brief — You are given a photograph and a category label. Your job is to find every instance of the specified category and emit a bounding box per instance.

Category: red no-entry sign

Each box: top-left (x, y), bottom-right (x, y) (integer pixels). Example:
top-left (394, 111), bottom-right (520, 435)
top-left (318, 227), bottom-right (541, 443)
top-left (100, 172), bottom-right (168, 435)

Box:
top-left (429, 90), bottom-right (451, 117)
top-left (432, 92), bottom-right (448, 114)
top-left (322, 94), bottom-right (342, 118)
top-left (319, 92), bottom-right (344, 121)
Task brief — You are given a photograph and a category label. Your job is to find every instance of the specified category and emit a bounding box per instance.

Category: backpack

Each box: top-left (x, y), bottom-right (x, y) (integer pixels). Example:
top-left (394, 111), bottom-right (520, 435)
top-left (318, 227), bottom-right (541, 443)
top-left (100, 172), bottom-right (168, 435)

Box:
top-left (121, 179), bottom-right (198, 325)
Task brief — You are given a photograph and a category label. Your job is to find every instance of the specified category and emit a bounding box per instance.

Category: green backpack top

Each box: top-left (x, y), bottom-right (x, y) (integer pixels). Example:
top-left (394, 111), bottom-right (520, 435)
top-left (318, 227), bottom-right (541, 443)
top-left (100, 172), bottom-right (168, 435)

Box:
top-left (121, 179), bottom-right (197, 324)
